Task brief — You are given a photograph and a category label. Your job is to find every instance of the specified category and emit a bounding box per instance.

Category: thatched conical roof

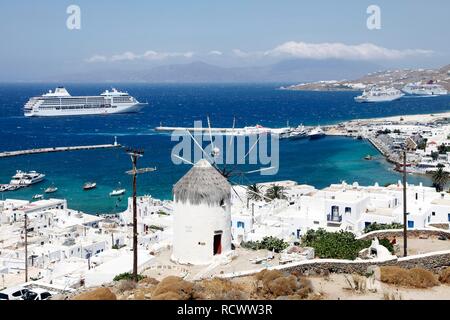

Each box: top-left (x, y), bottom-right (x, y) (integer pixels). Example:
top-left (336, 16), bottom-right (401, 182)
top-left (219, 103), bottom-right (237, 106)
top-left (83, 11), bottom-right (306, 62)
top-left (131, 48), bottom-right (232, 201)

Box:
top-left (173, 159), bottom-right (231, 206)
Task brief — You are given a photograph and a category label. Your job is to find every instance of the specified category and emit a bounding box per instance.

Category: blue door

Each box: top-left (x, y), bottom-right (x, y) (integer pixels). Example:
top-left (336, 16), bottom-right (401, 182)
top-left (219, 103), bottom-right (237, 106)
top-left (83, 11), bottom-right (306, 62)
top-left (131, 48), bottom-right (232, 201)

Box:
top-left (407, 220), bottom-right (414, 228)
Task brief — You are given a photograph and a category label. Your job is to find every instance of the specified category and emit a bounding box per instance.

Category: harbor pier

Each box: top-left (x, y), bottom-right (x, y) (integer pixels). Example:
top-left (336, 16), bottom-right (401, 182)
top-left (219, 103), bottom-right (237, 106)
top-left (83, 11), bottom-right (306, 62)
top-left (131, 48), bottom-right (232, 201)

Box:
top-left (0, 143), bottom-right (122, 159)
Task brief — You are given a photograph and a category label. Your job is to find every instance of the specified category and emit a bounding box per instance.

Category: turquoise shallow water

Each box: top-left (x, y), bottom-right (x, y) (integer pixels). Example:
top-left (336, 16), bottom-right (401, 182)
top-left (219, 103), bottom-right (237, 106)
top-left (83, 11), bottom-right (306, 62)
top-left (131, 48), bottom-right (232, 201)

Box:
top-left (0, 84), bottom-right (446, 213)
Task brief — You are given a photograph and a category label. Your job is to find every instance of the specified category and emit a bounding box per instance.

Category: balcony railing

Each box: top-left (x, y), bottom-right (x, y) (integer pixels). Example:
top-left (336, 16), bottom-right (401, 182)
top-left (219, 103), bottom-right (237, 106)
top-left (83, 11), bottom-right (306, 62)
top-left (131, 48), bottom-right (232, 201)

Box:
top-left (327, 214), bottom-right (342, 223)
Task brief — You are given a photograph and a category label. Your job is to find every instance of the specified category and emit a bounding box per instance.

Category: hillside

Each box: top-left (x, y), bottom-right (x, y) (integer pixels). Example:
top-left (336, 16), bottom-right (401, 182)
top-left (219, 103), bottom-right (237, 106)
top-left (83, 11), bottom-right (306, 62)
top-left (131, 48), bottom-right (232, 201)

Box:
top-left (284, 64), bottom-right (450, 91)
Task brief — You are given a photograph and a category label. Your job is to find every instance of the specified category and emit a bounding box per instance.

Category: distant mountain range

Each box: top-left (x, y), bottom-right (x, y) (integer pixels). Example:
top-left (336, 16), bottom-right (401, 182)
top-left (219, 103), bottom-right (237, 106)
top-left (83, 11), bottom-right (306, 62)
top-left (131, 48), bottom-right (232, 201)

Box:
top-left (52, 59), bottom-right (381, 83)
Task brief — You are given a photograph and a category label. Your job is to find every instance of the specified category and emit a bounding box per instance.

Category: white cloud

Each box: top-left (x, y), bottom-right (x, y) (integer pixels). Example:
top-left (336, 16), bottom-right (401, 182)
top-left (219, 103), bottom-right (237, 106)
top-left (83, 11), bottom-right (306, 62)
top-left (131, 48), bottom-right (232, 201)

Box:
top-left (235, 41), bottom-right (433, 60)
top-left (85, 55), bottom-right (108, 63)
top-left (232, 49), bottom-right (254, 58)
top-left (86, 42), bottom-right (433, 63)
top-left (86, 50), bottom-right (195, 63)
top-left (267, 41), bottom-right (433, 60)
top-left (208, 50), bottom-right (223, 56)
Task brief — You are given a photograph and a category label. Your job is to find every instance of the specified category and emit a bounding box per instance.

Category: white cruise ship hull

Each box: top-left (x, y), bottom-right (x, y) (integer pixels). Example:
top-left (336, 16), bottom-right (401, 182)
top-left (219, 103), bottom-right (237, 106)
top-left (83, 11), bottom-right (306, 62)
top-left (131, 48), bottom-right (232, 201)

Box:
top-left (354, 94), bottom-right (404, 103)
top-left (25, 102), bottom-right (146, 117)
top-left (402, 88), bottom-right (448, 96)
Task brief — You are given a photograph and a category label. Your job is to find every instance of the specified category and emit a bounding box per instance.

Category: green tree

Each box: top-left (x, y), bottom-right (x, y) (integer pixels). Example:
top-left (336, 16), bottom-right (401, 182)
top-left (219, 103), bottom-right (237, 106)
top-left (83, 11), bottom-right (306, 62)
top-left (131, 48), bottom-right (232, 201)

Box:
top-left (246, 183), bottom-right (262, 201)
top-left (430, 151), bottom-right (439, 161)
top-left (432, 164), bottom-right (449, 192)
top-left (438, 143), bottom-right (449, 154)
top-left (265, 184), bottom-right (287, 201)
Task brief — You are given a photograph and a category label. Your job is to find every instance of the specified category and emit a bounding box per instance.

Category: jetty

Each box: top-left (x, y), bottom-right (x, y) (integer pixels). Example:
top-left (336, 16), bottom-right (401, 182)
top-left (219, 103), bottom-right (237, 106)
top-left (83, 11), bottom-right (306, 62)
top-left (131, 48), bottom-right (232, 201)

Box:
top-left (0, 143), bottom-right (122, 159)
top-left (155, 125), bottom-right (291, 135)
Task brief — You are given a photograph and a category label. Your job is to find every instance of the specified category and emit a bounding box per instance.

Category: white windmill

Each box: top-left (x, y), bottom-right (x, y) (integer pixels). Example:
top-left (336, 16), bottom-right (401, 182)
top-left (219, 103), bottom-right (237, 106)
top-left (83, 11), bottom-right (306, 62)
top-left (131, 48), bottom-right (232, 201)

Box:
top-left (170, 117), bottom-right (274, 265)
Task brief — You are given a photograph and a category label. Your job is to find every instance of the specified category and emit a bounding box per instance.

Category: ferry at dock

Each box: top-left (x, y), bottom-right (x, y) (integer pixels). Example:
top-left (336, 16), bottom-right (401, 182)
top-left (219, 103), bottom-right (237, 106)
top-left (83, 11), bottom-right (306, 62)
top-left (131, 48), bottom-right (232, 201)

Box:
top-left (24, 87), bottom-right (147, 117)
top-left (402, 81), bottom-right (448, 96)
top-left (354, 86), bottom-right (404, 103)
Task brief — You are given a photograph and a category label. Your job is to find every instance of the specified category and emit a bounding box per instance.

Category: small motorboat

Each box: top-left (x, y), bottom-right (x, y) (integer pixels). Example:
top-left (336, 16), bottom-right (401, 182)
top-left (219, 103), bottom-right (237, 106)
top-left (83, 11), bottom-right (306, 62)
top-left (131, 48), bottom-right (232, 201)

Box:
top-left (32, 194), bottom-right (44, 200)
top-left (364, 155), bottom-right (373, 160)
top-left (45, 186), bottom-right (58, 193)
top-left (83, 182), bottom-right (97, 190)
top-left (110, 188), bottom-right (126, 197)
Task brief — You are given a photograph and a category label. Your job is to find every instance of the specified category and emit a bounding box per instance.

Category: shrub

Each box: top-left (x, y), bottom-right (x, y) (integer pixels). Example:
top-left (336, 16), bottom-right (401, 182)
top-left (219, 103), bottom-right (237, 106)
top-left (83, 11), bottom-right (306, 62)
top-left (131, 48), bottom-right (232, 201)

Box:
top-left (241, 236), bottom-right (289, 253)
top-left (113, 272), bottom-right (146, 282)
top-left (380, 266), bottom-right (439, 288)
top-left (438, 267), bottom-right (450, 284)
top-left (149, 225), bottom-right (164, 231)
top-left (301, 229), bottom-right (371, 260)
top-left (364, 222), bottom-right (403, 233)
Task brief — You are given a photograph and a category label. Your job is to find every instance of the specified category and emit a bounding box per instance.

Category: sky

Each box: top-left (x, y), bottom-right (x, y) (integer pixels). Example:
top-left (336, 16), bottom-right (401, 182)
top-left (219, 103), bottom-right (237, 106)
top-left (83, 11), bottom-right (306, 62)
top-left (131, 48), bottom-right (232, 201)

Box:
top-left (1, 0), bottom-right (449, 81)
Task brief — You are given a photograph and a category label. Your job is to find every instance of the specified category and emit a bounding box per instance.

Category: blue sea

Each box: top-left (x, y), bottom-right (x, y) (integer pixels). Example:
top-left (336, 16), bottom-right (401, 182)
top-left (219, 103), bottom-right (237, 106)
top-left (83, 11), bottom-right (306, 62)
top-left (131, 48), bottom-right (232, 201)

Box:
top-left (1, 83), bottom-right (449, 214)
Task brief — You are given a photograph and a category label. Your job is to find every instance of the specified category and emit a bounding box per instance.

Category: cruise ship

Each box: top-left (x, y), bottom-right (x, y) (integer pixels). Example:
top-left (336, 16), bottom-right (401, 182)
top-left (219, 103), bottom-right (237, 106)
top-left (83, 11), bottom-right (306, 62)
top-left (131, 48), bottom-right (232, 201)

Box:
top-left (24, 87), bottom-right (147, 117)
top-left (10, 171), bottom-right (45, 186)
top-left (354, 86), bottom-right (404, 103)
top-left (402, 81), bottom-right (448, 96)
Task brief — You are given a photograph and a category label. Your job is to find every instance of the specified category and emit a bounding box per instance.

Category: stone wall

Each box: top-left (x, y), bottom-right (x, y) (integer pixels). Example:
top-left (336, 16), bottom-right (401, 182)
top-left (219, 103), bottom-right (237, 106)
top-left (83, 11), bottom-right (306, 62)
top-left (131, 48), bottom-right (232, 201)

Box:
top-left (357, 228), bottom-right (450, 241)
top-left (219, 250), bottom-right (450, 279)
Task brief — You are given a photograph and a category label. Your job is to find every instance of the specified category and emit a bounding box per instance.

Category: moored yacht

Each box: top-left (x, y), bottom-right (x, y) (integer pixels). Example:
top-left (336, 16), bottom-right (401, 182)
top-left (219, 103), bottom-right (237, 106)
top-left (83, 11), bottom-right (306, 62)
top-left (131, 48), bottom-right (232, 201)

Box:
top-left (308, 126), bottom-right (325, 139)
top-left (24, 87), bottom-right (148, 117)
top-left (110, 189), bottom-right (126, 197)
top-left (45, 186), bottom-right (58, 193)
top-left (83, 182), bottom-right (97, 190)
top-left (10, 171), bottom-right (45, 186)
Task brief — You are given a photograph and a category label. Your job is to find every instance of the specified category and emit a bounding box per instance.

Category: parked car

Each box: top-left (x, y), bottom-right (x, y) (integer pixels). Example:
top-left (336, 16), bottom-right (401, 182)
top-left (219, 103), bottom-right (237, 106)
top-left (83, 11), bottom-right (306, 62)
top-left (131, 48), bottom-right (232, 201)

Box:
top-left (23, 288), bottom-right (52, 300)
top-left (0, 287), bottom-right (30, 300)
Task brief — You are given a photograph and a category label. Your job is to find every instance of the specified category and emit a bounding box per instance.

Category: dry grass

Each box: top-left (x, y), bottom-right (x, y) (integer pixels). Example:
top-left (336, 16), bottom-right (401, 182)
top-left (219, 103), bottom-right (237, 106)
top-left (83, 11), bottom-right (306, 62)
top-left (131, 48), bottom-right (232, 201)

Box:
top-left (193, 278), bottom-right (248, 300)
top-left (383, 291), bottom-right (402, 300)
top-left (115, 279), bottom-right (137, 293)
top-left (151, 276), bottom-right (193, 300)
top-left (73, 287), bottom-right (117, 300)
top-left (343, 274), bottom-right (367, 293)
top-left (138, 277), bottom-right (159, 286)
top-left (254, 269), bottom-right (313, 299)
top-left (380, 267), bottom-right (439, 288)
top-left (439, 267), bottom-right (450, 284)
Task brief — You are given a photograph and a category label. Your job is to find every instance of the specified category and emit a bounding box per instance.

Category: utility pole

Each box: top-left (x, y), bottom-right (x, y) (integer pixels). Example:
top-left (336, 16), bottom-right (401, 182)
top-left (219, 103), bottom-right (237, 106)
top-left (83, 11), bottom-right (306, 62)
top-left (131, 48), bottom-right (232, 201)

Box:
top-left (126, 148), bottom-right (156, 282)
top-left (402, 150), bottom-right (408, 257)
top-left (24, 213), bottom-right (28, 282)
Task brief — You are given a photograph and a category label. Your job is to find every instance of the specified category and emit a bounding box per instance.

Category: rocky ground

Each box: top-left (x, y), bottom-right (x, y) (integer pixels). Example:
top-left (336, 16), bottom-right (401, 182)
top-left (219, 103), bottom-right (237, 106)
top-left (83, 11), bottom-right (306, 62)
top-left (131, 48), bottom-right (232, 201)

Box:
top-left (54, 266), bottom-right (450, 300)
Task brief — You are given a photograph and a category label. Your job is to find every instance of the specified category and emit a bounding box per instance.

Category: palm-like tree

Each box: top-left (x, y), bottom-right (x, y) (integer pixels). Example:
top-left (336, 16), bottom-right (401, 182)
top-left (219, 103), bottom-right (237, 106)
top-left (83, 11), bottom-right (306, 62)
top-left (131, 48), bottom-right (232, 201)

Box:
top-left (432, 165), bottom-right (449, 192)
top-left (265, 184), bottom-right (287, 201)
top-left (247, 183), bottom-right (262, 201)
